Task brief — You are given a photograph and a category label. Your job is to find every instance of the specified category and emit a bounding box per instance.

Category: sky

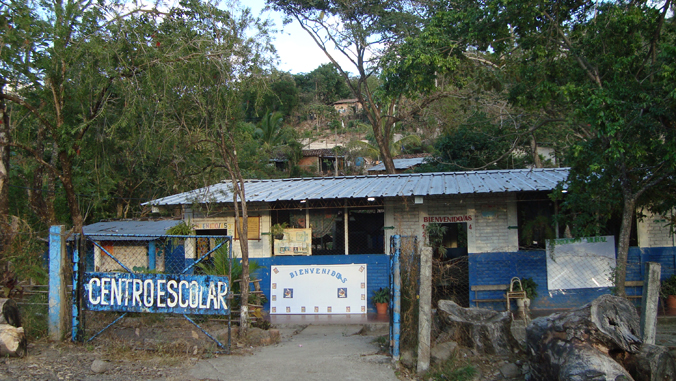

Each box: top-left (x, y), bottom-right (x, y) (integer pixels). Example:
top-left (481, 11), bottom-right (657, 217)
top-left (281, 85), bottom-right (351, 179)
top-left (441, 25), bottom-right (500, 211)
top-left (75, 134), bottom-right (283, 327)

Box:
top-left (245, 0), bottom-right (353, 74)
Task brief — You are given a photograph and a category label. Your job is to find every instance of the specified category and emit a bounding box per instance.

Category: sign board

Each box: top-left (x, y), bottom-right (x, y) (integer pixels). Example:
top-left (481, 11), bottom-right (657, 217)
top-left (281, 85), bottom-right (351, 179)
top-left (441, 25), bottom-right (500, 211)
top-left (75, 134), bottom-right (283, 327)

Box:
top-left (546, 236), bottom-right (615, 290)
top-left (83, 272), bottom-right (229, 315)
top-left (270, 264), bottom-right (367, 314)
top-left (274, 228), bottom-right (312, 256)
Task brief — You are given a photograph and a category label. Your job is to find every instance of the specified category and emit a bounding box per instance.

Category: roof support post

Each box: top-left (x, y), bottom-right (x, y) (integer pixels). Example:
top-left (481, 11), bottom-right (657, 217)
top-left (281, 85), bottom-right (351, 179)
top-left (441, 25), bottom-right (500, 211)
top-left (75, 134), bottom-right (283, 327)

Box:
top-left (344, 202), bottom-right (349, 255)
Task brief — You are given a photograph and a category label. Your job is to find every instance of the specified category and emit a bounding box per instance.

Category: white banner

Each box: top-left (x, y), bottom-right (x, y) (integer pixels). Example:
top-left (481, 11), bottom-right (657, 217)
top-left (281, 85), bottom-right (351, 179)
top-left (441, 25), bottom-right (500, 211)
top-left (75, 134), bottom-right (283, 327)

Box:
top-left (546, 236), bottom-right (616, 290)
top-left (270, 264), bottom-right (367, 314)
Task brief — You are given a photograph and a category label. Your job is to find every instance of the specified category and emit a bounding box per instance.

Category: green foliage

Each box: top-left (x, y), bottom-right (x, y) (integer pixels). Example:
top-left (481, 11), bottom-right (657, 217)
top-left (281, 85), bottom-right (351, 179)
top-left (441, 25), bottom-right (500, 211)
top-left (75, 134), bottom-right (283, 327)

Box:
top-left (196, 243), bottom-right (266, 307)
top-left (255, 112), bottom-right (287, 151)
top-left (425, 223), bottom-right (448, 257)
top-left (661, 275), bottom-right (676, 298)
top-left (418, 114), bottom-right (526, 172)
top-left (166, 220), bottom-right (195, 236)
top-left (513, 277), bottom-right (538, 300)
top-left (270, 222), bottom-right (289, 238)
top-left (371, 287), bottom-right (390, 304)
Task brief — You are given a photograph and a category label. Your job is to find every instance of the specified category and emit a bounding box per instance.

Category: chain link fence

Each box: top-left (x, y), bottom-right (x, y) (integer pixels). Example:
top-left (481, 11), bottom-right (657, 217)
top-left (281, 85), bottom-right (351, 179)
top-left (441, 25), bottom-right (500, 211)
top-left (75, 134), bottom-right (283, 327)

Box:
top-left (74, 234), bottom-right (241, 345)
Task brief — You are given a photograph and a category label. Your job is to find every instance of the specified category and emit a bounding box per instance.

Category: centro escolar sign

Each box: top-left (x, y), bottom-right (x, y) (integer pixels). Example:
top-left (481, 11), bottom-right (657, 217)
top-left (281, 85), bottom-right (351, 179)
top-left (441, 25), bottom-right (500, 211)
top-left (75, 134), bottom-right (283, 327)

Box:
top-left (83, 272), bottom-right (229, 315)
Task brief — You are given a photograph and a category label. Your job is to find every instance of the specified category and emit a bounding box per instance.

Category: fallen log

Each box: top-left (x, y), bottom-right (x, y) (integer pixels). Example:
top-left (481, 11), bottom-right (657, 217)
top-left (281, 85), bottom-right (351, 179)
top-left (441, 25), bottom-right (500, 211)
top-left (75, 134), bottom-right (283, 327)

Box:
top-left (618, 343), bottom-right (676, 381)
top-left (526, 294), bottom-right (676, 381)
top-left (527, 294), bottom-right (641, 356)
top-left (436, 300), bottom-right (519, 355)
top-left (0, 298), bottom-right (22, 327)
top-left (0, 324), bottom-right (27, 357)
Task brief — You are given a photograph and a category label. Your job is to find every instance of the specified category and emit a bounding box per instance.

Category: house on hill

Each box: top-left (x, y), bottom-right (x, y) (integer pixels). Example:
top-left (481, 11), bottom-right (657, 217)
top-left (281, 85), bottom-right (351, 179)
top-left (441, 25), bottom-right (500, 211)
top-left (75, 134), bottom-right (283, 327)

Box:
top-left (144, 168), bottom-right (675, 315)
top-left (332, 99), bottom-right (363, 115)
top-left (298, 148), bottom-right (345, 176)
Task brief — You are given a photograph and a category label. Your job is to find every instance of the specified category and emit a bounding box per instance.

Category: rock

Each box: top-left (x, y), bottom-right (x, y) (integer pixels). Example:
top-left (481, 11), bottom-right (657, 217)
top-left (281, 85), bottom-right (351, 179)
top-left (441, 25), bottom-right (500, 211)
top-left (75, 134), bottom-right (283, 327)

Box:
top-left (268, 329), bottom-right (281, 344)
top-left (399, 349), bottom-right (416, 368)
top-left (499, 363), bottom-right (521, 379)
top-left (431, 341), bottom-right (458, 362)
top-left (91, 360), bottom-right (109, 374)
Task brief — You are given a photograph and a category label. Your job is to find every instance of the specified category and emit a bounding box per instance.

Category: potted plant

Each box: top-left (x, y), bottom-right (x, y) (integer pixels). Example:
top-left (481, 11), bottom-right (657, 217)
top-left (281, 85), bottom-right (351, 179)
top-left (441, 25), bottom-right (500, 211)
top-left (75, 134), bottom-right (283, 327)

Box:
top-left (372, 287), bottom-right (390, 315)
top-left (660, 275), bottom-right (676, 315)
top-left (270, 222), bottom-right (289, 240)
top-left (512, 277), bottom-right (538, 311)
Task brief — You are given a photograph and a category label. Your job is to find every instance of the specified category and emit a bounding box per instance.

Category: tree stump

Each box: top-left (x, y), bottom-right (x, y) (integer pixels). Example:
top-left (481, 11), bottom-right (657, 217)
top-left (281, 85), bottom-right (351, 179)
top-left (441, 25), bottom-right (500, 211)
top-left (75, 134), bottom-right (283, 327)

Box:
top-left (0, 298), bottom-right (22, 327)
top-left (527, 294), bottom-right (675, 381)
top-left (436, 300), bottom-right (519, 355)
top-left (0, 324), bottom-right (26, 357)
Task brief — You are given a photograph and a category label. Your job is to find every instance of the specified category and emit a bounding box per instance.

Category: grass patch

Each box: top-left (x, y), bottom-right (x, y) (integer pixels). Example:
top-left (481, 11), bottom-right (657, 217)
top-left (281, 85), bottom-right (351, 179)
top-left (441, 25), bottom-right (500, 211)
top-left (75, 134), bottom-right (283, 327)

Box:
top-left (424, 355), bottom-right (476, 381)
top-left (18, 294), bottom-right (49, 340)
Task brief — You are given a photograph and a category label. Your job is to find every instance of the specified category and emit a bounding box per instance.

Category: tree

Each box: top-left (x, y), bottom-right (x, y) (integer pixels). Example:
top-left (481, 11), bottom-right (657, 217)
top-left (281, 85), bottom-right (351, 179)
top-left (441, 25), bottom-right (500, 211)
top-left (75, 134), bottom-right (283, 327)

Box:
top-left (411, 0), bottom-right (676, 296)
top-left (268, 0), bottom-right (454, 174)
top-left (255, 111), bottom-right (286, 151)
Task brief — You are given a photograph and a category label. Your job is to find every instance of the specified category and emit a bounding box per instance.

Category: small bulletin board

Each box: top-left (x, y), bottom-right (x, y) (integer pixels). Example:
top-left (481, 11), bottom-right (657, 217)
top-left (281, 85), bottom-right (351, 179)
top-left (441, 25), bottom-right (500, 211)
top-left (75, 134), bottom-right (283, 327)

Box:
top-left (274, 228), bottom-right (312, 256)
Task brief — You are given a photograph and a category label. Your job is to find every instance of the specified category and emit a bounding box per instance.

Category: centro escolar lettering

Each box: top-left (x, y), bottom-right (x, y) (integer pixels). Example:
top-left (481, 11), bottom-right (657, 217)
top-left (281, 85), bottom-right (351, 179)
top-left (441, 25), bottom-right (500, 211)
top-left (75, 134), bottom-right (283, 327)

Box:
top-left (83, 273), bottom-right (229, 314)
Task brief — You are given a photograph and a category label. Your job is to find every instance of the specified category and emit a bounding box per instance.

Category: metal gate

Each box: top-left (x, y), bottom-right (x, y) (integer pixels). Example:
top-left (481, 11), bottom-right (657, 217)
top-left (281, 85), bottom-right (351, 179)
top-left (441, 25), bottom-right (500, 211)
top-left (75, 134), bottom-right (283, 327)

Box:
top-left (71, 233), bottom-right (233, 352)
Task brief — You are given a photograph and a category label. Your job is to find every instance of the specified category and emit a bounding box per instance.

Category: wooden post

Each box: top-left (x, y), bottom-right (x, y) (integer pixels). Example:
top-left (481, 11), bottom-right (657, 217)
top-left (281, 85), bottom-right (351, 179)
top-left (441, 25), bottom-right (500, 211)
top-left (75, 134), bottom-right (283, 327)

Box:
top-left (640, 262), bottom-right (661, 344)
top-left (49, 225), bottom-right (69, 340)
top-left (417, 246), bottom-right (433, 373)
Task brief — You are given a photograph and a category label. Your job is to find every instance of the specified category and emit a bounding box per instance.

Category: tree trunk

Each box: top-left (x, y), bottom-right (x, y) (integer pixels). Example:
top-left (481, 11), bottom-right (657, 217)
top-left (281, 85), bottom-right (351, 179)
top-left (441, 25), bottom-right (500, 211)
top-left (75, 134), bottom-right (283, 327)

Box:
top-left (0, 298), bottom-right (22, 328)
top-left (614, 196), bottom-right (636, 297)
top-left (436, 300), bottom-right (520, 355)
top-left (0, 81), bottom-right (11, 219)
top-left (58, 150), bottom-right (84, 234)
top-left (527, 295), bottom-right (644, 380)
top-left (530, 134), bottom-right (542, 168)
top-left (0, 324), bottom-right (26, 357)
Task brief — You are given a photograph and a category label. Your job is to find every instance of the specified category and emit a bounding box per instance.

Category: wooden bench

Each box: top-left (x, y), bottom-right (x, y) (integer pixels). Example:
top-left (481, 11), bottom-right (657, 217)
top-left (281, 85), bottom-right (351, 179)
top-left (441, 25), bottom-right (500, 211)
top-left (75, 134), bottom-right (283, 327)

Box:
top-left (471, 284), bottom-right (509, 308)
top-left (625, 281), bottom-right (643, 301)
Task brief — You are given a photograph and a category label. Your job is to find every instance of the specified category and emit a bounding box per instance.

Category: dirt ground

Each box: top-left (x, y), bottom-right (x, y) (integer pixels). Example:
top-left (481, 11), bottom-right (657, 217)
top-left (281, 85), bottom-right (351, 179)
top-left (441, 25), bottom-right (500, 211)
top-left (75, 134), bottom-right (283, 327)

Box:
top-left (2, 315), bottom-right (675, 381)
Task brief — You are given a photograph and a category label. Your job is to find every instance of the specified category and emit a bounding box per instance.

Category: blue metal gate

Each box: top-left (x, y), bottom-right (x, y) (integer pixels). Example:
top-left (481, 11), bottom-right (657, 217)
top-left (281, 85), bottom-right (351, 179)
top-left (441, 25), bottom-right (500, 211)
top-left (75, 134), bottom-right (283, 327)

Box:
top-left (72, 233), bottom-right (233, 352)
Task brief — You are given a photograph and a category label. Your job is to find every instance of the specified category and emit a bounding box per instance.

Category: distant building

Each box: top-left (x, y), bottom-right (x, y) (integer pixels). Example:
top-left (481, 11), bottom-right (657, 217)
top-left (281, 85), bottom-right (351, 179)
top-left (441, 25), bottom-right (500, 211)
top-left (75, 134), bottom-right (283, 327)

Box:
top-left (299, 148), bottom-right (345, 176)
top-left (367, 155), bottom-right (430, 174)
top-left (332, 99), bottom-right (363, 115)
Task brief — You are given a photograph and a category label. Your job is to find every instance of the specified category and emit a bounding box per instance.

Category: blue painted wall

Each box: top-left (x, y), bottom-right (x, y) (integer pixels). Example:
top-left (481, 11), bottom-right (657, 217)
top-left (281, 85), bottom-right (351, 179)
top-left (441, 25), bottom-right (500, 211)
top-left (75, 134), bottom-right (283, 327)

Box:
top-left (248, 254), bottom-right (390, 313)
top-left (469, 246), bottom-right (676, 310)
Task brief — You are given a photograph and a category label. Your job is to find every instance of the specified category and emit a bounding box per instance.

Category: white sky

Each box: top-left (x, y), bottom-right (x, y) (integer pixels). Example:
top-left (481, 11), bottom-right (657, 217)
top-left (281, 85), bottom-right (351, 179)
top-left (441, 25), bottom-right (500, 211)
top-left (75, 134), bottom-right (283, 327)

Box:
top-left (245, 0), bottom-right (353, 74)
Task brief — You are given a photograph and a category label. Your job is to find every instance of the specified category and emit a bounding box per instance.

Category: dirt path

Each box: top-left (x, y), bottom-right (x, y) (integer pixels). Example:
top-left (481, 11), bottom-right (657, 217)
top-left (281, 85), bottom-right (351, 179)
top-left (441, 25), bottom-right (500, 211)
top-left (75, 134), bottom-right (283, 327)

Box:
top-left (185, 325), bottom-right (398, 381)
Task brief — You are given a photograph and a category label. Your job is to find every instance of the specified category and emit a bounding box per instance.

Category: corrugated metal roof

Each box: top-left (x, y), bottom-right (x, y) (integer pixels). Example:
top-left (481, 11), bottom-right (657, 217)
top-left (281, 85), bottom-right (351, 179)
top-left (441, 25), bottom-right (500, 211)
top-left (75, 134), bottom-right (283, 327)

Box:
top-left (145, 168), bottom-right (569, 206)
top-left (82, 220), bottom-right (181, 240)
top-left (367, 157), bottom-right (428, 172)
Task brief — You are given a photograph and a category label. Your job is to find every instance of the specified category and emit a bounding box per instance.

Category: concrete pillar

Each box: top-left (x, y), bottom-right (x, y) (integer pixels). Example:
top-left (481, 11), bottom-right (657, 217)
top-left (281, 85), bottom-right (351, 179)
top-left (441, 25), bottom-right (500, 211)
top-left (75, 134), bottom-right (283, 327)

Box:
top-left (417, 246), bottom-right (433, 373)
top-left (640, 262), bottom-right (661, 344)
top-left (49, 225), bottom-right (69, 341)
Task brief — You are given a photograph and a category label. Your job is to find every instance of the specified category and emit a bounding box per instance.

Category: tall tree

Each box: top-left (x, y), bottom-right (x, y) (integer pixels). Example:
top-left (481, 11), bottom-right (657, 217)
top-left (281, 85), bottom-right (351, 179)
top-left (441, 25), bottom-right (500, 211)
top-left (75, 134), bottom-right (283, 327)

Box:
top-left (409, 0), bottom-right (676, 295)
top-left (268, 0), bottom-right (454, 173)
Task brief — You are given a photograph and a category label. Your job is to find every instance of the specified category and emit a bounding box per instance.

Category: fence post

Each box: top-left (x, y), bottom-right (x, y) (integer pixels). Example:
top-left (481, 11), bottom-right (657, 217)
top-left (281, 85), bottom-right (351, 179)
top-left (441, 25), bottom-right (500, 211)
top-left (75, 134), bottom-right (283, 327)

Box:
top-left (49, 225), bottom-right (69, 340)
top-left (417, 246), bottom-right (433, 373)
top-left (392, 235), bottom-right (401, 360)
top-left (640, 262), bottom-right (661, 344)
top-left (148, 241), bottom-right (156, 270)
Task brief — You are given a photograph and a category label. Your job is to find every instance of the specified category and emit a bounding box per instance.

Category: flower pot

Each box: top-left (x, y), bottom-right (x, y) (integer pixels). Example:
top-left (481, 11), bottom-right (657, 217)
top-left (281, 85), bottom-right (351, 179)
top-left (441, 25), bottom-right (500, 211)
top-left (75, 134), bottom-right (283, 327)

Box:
top-left (666, 295), bottom-right (676, 315)
top-left (375, 302), bottom-right (388, 315)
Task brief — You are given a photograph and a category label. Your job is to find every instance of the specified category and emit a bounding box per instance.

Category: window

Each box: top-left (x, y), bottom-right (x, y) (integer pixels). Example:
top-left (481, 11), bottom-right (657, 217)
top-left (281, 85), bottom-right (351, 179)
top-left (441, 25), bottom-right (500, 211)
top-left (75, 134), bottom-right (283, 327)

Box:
top-left (234, 216), bottom-right (261, 240)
